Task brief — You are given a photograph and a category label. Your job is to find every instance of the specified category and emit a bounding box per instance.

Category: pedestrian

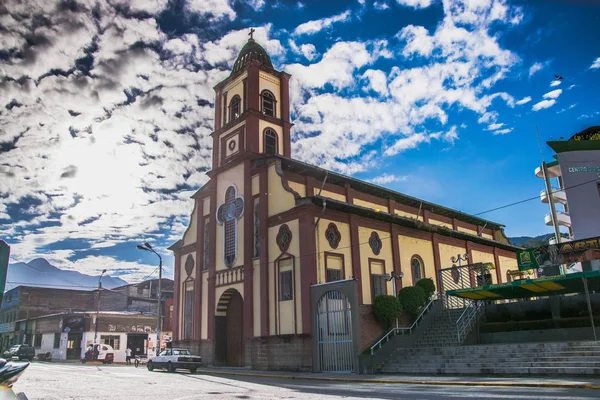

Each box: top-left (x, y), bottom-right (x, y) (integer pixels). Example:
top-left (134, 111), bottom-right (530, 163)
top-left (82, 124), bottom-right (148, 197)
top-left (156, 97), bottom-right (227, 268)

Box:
top-left (125, 347), bottom-right (132, 365)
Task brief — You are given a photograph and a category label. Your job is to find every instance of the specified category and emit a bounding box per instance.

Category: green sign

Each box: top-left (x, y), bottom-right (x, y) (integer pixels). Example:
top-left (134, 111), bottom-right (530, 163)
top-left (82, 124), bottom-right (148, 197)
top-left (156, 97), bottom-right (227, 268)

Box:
top-left (517, 236), bottom-right (600, 271)
top-left (517, 249), bottom-right (540, 271)
top-left (0, 240), bottom-right (9, 305)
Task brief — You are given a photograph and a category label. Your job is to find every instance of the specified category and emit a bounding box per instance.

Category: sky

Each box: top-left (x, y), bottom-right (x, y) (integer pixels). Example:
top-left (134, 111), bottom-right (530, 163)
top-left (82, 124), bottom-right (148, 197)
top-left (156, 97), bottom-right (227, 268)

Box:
top-left (1, 0), bottom-right (599, 283)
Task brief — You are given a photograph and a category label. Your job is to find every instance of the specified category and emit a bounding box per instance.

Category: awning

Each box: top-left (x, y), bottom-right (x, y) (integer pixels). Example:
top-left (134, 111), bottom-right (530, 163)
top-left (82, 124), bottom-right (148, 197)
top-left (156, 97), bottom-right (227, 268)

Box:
top-left (446, 270), bottom-right (600, 300)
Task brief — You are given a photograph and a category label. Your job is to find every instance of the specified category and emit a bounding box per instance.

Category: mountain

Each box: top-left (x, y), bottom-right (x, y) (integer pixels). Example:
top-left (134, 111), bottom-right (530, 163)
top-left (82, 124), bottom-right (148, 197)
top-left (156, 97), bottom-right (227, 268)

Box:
top-left (6, 258), bottom-right (128, 291)
top-left (509, 233), bottom-right (568, 248)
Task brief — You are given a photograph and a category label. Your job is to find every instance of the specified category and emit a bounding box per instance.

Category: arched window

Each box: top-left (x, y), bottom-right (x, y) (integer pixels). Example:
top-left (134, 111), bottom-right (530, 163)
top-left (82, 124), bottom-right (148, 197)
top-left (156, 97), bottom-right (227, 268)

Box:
top-left (261, 90), bottom-right (276, 117)
top-left (229, 95), bottom-right (241, 122)
top-left (264, 129), bottom-right (278, 155)
top-left (411, 256), bottom-right (424, 286)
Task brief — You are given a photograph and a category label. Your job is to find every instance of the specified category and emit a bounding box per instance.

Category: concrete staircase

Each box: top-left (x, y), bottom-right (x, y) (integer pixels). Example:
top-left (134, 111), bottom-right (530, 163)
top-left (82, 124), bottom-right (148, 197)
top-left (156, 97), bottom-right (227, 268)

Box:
top-left (412, 308), bottom-right (465, 348)
top-left (379, 341), bottom-right (600, 375)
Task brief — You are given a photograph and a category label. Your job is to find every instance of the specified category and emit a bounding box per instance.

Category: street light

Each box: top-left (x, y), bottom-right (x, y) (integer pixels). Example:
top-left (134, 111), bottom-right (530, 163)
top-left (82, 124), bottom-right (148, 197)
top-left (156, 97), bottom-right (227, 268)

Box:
top-left (94, 269), bottom-right (107, 345)
top-left (451, 253), bottom-right (469, 266)
top-left (137, 242), bottom-right (162, 355)
top-left (383, 271), bottom-right (404, 297)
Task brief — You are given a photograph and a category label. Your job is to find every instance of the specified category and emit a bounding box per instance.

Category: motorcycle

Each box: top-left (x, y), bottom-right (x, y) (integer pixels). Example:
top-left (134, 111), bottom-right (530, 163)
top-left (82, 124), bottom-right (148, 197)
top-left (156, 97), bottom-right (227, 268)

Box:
top-left (0, 358), bottom-right (30, 399)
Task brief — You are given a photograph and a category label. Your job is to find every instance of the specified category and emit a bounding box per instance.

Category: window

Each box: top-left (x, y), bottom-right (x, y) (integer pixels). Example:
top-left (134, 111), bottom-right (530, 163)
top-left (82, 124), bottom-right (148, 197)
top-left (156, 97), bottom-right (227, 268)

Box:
top-left (253, 199), bottom-right (260, 258)
top-left (325, 223), bottom-right (341, 249)
top-left (411, 256), bottom-right (424, 286)
top-left (264, 129), bottom-right (278, 155)
top-left (279, 270), bottom-right (293, 301)
top-left (229, 96), bottom-right (240, 122)
top-left (369, 232), bottom-right (382, 255)
top-left (203, 218), bottom-right (210, 270)
top-left (327, 269), bottom-right (342, 282)
top-left (100, 335), bottom-right (120, 350)
top-left (326, 254), bottom-right (344, 282)
top-left (216, 186), bottom-right (244, 267)
top-left (261, 90), bottom-right (275, 117)
top-left (183, 280), bottom-right (194, 340)
top-left (34, 334), bottom-right (42, 348)
top-left (372, 275), bottom-right (386, 298)
top-left (53, 333), bottom-right (61, 349)
top-left (276, 224), bottom-right (292, 252)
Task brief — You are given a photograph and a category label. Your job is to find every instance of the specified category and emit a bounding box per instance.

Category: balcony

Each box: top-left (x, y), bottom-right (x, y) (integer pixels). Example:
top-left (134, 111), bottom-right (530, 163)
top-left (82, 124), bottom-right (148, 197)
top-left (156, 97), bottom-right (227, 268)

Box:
top-left (549, 235), bottom-right (574, 245)
top-left (535, 162), bottom-right (561, 179)
top-left (540, 188), bottom-right (568, 204)
top-left (545, 212), bottom-right (571, 227)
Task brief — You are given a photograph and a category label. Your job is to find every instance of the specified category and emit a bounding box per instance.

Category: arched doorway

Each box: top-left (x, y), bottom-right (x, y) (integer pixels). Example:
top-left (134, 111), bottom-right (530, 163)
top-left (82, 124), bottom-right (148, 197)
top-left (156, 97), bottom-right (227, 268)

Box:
top-left (315, 290), bottom-right (354, 372)
top-left (215, 289), bottom-right (244, 366)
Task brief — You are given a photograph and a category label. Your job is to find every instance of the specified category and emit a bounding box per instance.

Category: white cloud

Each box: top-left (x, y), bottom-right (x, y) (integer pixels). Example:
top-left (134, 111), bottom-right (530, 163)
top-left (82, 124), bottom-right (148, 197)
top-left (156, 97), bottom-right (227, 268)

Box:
top-left (384, 133), bottom-right (429, 156)
top-left (186, 0), bottom-right (236, 20)
top-left (398, 25), bottom-right (434, 58)
top-left (529, 60), bottom-right (551, 77)
top-left (374, 1), bottom-right (390, 10)
top-left (493, 128), bottom-right (513, 135)
top-left (487, 123), bottom-right (504, 131)
top-left (550, 80), bottom-right (562, 87)
top-left (590, 57), bottom-right (600, 69)
top-left (532, 99), bottom-right (556, 111)
top-left (361, 69), bottom-right (389, 96)
top-left (369, 173), bottom-right (408, 185)
top-left (293, 10), bottom-right (351, 36)
top-left (516, 96), bottom-right (532, 105)
top-left (557, 103), bottom-right (577, 114)
top-left (568, 84), bottom-right (577, 90)
top-left (300, 44), bottom-right (317, 61)
top-left (543, 89), bottom-right (562, 99)
top-left (245, 0), bottom-right (266, 11)
top-left (396, 0), bottom-right (432, 8)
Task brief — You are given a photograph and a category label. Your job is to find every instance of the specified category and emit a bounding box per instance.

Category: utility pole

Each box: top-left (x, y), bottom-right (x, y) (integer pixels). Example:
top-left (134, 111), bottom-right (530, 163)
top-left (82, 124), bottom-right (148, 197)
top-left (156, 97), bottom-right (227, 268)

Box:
top-left (137, 243), bottom-right (162, 355)
top-left (94, 269), bottom-right (107, 345)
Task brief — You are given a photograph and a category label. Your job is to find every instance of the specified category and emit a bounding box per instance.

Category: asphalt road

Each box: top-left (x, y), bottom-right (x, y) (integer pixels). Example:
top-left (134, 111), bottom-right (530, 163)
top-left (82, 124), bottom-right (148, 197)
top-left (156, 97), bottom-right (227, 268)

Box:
top-left (10, 362), bottom-right (600, 400)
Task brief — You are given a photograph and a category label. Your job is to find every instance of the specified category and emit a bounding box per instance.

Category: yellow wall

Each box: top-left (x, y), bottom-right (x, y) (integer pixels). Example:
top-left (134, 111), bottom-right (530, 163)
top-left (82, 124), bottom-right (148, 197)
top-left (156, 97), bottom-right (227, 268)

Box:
top-left (267, 164), bottom-right (296, 217)
top-left (394, 209), bottom-right (416, 219)
top-left (278, 258), bottom-right (294, 335)
top-left (458, 226), bottom-right (478, 236)
top-left (201, 273), bottom-right (208, 339)
top-left (316, 219), bottom-right (352, 283)
top-left (223, 72), bottom-right (247, 118)
top-left (259, 71), bottom-right (282, 118)
top-left (438, 243), bottom-right (467, 271)
top-left (482, 233), bottom-right (493, 240)
top-left (258, 120), bottom-right (283, 154)
top-left (500, 255), bottom-right (520, 282)
top-left (471, 249), bottom-right (497, 284)
top-left (253, 258), bottom-right (261, 337)
top-left (268, 219), bottom-right (302, 334)
top-left (203, 197), bottom-right (210, 216)
top-left (215, 164), bottom-right (245, 271)
top-left (252, 175), bottom-right (259, 196)
top-left (178, 251), bottom-right (196, 335)
top-left (182, 201), bottom-right (198, 246)
top-left (224, 132), bottom-right (241, 158)
top-left (289, 181), bottom-right (306, 197)
top-left (354, 198), bottom-right (388, 213)
top-left (398, 235), bottom-right (435, 286)
top-left (315, 188), bottom-right (346, 202)
top-left (357, 227), bottom-right (393, 304)
top-left (429, 219), bottom-right (453, 229)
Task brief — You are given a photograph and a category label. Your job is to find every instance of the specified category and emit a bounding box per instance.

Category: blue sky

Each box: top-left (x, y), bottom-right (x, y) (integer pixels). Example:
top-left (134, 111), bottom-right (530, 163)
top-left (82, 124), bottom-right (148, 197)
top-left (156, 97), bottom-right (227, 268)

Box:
top-left (0, 0), bottom-right (599, 283)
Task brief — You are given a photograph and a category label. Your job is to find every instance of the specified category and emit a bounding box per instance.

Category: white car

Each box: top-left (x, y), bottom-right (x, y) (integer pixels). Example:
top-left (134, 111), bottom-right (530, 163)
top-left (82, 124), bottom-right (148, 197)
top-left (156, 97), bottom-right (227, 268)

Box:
top-left (147, 348), bottom-right (202, 373)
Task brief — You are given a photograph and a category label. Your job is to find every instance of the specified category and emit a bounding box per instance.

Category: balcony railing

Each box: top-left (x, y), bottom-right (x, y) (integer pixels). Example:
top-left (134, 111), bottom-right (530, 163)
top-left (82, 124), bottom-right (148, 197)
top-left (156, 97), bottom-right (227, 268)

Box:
top-left (540, 188), bottom-right (568, 204)
top-left (545, 212), bottom-right (571, 227)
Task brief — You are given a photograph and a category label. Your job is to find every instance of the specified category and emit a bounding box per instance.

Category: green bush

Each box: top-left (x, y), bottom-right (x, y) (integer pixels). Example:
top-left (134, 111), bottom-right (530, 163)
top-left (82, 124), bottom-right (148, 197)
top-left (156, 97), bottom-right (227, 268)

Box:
top-left (398, 286), bottom-right (426, 319)
top-left (373, 295), bottom-right (403, 329)
top-left (415, 278), bottom-right (435, 300)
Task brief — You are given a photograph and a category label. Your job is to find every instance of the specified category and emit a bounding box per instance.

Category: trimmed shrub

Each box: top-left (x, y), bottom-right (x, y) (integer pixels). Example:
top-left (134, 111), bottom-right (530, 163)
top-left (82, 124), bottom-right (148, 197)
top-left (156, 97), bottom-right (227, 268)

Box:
top-left (398, 285), bottom-right (426, 319)
top-left (373, 295), bottom-right (403, 329)
top-left (415, 278), bottom-right (435, 300)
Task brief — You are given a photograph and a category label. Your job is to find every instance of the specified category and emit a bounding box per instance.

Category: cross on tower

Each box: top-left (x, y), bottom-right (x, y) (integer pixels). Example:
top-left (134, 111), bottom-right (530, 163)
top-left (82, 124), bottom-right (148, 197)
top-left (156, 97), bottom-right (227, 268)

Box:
top-left (248, 28), bottom-right (255, 40)
top-left (217, 186), bottom-right (244, 267)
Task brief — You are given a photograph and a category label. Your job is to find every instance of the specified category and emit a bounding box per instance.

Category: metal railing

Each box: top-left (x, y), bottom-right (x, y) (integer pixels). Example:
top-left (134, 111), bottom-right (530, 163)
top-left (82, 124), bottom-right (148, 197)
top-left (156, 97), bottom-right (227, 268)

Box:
top-left (369, 292), bottom-right (439, 355)
top-left (456, 299), bottom-right (483, 345)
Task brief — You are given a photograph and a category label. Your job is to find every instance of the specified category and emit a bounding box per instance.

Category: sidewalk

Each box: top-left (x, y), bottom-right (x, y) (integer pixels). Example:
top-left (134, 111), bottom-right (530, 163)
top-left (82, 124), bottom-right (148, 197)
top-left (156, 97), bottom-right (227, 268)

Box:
top-left (194, 366), bottom-right (600, 390)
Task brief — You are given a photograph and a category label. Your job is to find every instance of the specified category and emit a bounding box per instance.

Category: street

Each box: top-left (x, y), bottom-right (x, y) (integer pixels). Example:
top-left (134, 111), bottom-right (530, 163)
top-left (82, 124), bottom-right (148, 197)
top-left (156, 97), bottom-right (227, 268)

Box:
top-left (10, 362), bottom-right (600, 400)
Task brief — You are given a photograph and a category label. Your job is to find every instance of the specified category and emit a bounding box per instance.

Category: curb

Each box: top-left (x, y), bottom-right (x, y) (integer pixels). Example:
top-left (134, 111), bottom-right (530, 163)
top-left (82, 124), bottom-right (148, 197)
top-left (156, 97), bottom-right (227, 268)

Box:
top-left (195, 369), bottom-right (600, 390)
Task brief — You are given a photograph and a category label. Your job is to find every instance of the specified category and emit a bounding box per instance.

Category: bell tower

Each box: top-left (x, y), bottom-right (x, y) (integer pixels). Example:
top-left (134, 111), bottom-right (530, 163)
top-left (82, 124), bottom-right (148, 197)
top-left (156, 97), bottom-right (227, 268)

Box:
top-left (211, 30), bottom-right (292, 171)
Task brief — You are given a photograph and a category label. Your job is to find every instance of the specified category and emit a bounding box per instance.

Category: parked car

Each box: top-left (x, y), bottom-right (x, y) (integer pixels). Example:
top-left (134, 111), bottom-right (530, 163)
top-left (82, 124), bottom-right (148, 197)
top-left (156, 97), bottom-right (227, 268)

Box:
top-left (81, 344), bottom-right (114, 364)
top-left (147, 348), bottom-right (201, 373)
top-left (3, 345), bottom-right (35, 361)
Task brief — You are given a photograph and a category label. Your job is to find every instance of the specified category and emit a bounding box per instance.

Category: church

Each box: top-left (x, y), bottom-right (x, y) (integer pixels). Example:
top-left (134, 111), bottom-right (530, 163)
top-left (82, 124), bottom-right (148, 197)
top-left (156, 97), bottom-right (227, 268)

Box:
top-left (168, 34), bottom-right (520, 372)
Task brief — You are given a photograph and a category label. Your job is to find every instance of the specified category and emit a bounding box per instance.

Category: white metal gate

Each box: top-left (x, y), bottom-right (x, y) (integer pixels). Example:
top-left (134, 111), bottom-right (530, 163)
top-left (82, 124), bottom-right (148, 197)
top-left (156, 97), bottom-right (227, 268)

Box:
top-left (316, 291), bottom-right (354, 372)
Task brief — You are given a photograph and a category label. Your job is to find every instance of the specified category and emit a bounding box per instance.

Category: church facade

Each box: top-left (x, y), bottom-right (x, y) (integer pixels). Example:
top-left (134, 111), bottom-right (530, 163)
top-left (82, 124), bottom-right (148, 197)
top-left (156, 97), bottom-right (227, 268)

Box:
top-left (169, 37), bottom-right (520, 371)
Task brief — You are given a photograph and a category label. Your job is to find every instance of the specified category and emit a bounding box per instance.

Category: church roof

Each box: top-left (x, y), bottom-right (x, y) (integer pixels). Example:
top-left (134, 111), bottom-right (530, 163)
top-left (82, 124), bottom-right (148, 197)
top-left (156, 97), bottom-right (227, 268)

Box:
top-left (231, 38), bottom-right (273, 75)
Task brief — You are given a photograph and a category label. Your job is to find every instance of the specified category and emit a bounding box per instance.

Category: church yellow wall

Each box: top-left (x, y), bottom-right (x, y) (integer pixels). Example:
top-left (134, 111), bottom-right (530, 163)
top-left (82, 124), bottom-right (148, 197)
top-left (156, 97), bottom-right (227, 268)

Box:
top-left (253, 258), bottom-right (261, 337)
top-left (268, 220), bottom-right (302, 335)
top-left (471, 249), bottom-right (497, 284)
top-left (201, 273), bottom-right (208, 339)
top-left (438, 243), bottom-right (467, 271)
top-left (252, 175), bottom-right (259, 196)
top-left (267, 164), bottom-right (296, 217)
top-left (182, 201), bottom-right (198, 246)
top-left (203, 197), bottom-right (210, 216)
top-left (458, 226), bottom-right (478, 236)
top-left (215, 164), bottom-right (245, 271)
top-left (394, 209), bottom-right (416, 219)
top-left (358, 227), bottom-right (393, 304)
top-left (397, 235), bottom-right (436, 286)
top-left (315, 219), bottom-right (352, 283)
top-left (289, 181), bottom-right (306, 197)
top-left (315, 188), bottom-right (346, 202)
top-left (500, 255), bottom-right (522, 282)
top-left (258, 120), bottom-right (283, 154)
top-left (178, 251), bottom-right (196, 336)
top-left (223, 71), bottom-right (247, 117)
top-left (482, 232), bottom-right (493, 240)
top-left (429, 219), bottom-right (453, 229)
top-left (354, 198), bottom-right (388, 213)
top-left (259, 71), bottom-right (282, 118)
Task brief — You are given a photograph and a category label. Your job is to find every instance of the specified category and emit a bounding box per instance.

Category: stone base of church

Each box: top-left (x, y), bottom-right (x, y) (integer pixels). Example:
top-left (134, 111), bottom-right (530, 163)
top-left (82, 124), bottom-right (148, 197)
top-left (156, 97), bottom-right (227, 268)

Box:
top-left (173, 339), bottom-right (215, 365)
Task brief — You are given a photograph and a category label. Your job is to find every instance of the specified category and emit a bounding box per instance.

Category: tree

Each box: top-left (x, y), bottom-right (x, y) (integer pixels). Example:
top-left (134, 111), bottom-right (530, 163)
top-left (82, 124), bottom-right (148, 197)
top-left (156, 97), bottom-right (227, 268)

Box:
top-left (373, 295), bottom-right (403, 329)
top-left (398, 286), bottom-right (426, 319)
top-left (416, 278), bottom-right (435, 300)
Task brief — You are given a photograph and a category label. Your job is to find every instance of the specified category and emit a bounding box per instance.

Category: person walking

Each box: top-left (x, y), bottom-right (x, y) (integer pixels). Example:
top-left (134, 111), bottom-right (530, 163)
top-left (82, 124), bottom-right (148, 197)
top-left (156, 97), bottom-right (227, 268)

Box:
top-left (125, 347), bottom-right (132, 365)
